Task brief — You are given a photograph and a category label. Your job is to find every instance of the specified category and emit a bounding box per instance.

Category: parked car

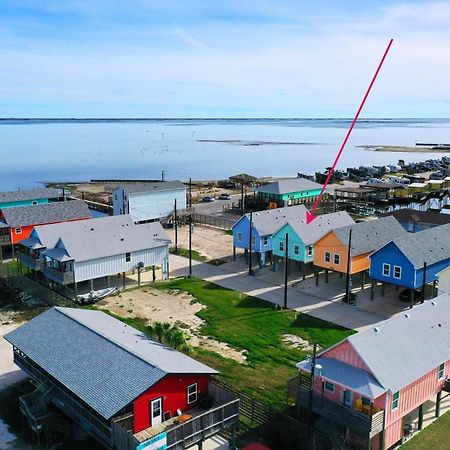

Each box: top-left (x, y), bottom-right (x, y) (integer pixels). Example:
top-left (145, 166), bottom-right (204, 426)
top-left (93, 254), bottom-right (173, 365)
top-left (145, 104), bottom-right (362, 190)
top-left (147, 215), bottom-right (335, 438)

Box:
top-left (202, 196), bottom-right (215, 202)
top-left (218, 193), bottom-right (231, 200)
top-left (399, 288), bottom-right (422, 302)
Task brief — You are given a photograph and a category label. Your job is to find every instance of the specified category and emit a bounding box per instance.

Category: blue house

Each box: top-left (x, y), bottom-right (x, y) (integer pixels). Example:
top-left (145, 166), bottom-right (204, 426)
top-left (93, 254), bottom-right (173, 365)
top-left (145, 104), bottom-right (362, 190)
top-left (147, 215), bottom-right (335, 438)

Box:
top-left (381, 208), bottom-right (450, 233)
top-left (369, 223), bottom-right (450, 293)
top-left (0, 188), bottom-right (59, 210)
top-left (271, 211), bottom-right (354, 273)
top-left (232, 205), bottom-right (307, 267)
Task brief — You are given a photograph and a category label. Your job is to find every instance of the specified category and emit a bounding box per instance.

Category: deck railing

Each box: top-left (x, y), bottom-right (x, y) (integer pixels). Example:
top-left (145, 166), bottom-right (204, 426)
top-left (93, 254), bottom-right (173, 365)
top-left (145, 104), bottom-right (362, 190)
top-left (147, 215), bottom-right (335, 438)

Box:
top-left (42, 264), bottom-right (74, 285)
top-left (17, 252), bottom-right (42, 271)
top-left (0, 234), bottom-right (11, 245)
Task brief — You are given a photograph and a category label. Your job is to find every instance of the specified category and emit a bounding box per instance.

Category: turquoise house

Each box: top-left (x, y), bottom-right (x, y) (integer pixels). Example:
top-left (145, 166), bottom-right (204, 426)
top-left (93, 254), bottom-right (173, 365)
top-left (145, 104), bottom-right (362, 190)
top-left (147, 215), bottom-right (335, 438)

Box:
top-left (272, 211), bottom-right (354, 273)
top-left (253, 178), bottom-right (324, 207)
top-left (0, 188), bottom-right (59, 210)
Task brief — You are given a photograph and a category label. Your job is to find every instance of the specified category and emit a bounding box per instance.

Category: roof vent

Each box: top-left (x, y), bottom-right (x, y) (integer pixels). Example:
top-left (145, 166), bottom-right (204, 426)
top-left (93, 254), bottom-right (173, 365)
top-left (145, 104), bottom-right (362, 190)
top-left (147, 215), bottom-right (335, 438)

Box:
top-left (438, 323), bottom-right (442, 327)
top-left (90, 228), bottom-right (94, 231)
top-left (404, 313), bottom-right (410, 318)
top-left (431, 301), bottom-right (437, 306)
top-left (374, 327), bottom-right (380, 333)
top-left (120, 238), bottom-right (124, 241)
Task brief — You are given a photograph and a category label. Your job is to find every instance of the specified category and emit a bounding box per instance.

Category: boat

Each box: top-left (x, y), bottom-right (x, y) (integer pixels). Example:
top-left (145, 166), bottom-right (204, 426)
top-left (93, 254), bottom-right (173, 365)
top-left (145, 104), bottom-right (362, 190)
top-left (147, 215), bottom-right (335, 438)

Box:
top-left (77, 287), bottom-right (117, 304)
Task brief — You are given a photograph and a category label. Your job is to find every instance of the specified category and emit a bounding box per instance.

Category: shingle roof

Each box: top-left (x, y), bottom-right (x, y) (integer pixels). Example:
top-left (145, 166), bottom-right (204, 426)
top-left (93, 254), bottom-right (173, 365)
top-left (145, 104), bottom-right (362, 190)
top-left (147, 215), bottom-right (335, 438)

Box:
top-left (0, 188), bottom-right (59, 204)
top-left (233, 205), bottom-right (308, 236)
top-left (254, 178), bottom-right (323, 195)
top-left (297, 357), bottom-right (386, 399)
top-left (4, 307), bottom-right (217, 419)
top-left (332, 216), bottom-right (406, 256)
top-left (381, 208), bottom-right (450, 226)
top-left (42, 217), bottom-right (171, 262)
top-left (283, 211), bottom-right (355, 245)
top-left (114, 181), bottom-right (186, 195)
top-left (1, 200), bottom-right (90, 228)
top-left (380, 223), bottom-right (450, 268)
top-left (297, 293), bottom-right (450, 395)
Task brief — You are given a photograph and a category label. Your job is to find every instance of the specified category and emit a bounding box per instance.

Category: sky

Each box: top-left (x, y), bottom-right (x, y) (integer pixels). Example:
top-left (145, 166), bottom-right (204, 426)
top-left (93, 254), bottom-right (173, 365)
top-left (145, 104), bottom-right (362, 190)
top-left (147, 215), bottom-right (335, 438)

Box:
top-left (1, 0), bottom-right (450, 118)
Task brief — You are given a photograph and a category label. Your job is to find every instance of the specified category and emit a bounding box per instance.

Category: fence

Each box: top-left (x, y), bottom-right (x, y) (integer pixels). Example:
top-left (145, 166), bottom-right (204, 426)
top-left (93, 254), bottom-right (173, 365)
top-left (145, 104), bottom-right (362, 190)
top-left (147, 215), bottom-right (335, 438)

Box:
top-left (193, 213), bottom-right (235, 231)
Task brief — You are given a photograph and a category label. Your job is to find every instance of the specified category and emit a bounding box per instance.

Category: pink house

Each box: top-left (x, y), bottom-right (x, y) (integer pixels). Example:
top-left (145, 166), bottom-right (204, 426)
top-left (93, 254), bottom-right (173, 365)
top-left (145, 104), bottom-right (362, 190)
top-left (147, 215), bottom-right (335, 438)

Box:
top-left (295, 293), bottom-right (450, 449)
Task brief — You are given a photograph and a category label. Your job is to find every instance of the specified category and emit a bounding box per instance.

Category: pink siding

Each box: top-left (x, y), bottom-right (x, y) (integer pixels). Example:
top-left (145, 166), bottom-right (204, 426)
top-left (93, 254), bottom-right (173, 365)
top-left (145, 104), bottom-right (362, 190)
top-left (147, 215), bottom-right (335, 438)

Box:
top-left (325, 341), bottom-right (372, 372)
top-left (385, 418), bottom-right (403, 449)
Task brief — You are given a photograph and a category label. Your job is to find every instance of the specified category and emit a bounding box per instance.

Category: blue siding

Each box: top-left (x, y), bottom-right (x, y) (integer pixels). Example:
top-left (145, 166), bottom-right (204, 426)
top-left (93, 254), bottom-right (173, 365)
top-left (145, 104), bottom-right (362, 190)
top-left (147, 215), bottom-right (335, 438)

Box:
top-left (232, 216), bottom-right (271, 254)
top-left (272, 223), bottom-right (313, 263)
top-left (416, 258), bottom-right (450, 286)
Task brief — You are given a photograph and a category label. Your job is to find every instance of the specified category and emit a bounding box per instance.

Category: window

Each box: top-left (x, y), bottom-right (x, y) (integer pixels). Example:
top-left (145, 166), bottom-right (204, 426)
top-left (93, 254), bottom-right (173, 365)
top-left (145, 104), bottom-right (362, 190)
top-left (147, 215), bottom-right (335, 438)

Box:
top-left (114, 194), bottom-right (117, 201)
top-left (324, 381), bottom-right (334, 393)
top-left (15, 227), bottom-right (22, 234)
top-left (334, 254), bottom-right (340, 265)
top-left (125, 252), bottom-right (131, 262)
top-left (307, 246), bottom-right (313, 257)
top-left (438, 363), bottom-right (445, 380)
top-left (393, 266), bottom-right (401, 279)
top-left (294, 245), bottom-right (299, 255)
top-left (237, 232), bottom-right (242, 242)
top-left (391, 391), bottom-right (399, 410)
top-left (279, 242), bottom-right (284, 252)
top-left (252, 236), bottom-right (256, 245)
top-left (361, 397), bottom-right (371, 406)
top-left (263, 236), bottom-right (268, 246)
top-left (32, 201), bottom-right (38, 205)
top-left (383, 263), bottom-right (390, 277)
top-left (187, 383), bottom-right (198, 404)
top-left (325, 252), bottom-right (331, 263)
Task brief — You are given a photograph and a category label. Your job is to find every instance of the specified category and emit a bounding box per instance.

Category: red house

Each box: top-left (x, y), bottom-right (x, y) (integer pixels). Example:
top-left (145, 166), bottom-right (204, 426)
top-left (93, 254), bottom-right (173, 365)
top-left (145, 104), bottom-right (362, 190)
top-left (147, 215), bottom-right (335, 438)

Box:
top-left (5, 307), bottom-right (239, 449)
top-left (294, 293), bottom-right (450, 449)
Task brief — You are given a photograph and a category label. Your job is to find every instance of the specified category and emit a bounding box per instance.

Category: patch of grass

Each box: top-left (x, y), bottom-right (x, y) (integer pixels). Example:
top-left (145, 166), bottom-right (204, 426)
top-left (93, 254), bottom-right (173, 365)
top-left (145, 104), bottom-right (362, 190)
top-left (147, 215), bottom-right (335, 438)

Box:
top-left (170, 247), bottom-right (207, 262)
top-left (224, 229), bottom-right (233, 236)
top-left (153, 277), bottom-right (354, 407)
top-left (400, 410), bottom-right (450, 450)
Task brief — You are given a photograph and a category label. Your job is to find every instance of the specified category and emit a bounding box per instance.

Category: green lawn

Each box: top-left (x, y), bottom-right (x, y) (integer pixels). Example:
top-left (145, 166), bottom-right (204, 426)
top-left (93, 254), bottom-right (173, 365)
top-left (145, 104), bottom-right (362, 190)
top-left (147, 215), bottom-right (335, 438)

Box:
top-left (401, 410), bottom-right (450, 450)
top-left (169, 247), bottom-right (207, 262)
top-left (152, 277), bottom-right (354, 408)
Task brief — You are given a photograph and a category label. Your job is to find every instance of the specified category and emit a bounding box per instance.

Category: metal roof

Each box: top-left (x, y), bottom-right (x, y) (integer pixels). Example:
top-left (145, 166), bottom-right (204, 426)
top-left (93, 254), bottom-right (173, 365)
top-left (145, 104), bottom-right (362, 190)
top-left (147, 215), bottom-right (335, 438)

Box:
top-left (378, 222), bottom-right (450, 268)
top-left (113, 181), bottom-right (186, 195)
top-left (254, 178), bottom-right (323, 195)
top-left (4, 307), bottom-right (217, 419)
top-left (282, 211), bottom-right (355, 245)
top-left (42, 217), bottom-right (171, 262)
top-left (296, 357), bottom-right (386, 399)
top-left (1, 200), bottom-right (90, 228)
top-left (332, 216), bottom-right (406, 256)
top-left (0, 188), bottom-right (59, 204)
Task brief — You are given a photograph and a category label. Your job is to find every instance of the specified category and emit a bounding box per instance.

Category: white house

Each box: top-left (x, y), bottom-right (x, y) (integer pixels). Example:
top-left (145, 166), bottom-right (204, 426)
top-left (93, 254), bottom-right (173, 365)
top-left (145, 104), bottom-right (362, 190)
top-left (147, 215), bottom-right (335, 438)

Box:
top-left (438, 266), bottom-right (450, 295)
top-left (112, 182), bottom-right (187, 222)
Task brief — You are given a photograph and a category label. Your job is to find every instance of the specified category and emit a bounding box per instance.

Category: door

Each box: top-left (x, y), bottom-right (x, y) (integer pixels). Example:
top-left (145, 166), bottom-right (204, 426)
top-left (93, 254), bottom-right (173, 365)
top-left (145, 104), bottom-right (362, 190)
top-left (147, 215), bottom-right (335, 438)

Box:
top-left (342, 390), bottom-right (352, 408)
top-left (150, 398), bottom-right (162, 426)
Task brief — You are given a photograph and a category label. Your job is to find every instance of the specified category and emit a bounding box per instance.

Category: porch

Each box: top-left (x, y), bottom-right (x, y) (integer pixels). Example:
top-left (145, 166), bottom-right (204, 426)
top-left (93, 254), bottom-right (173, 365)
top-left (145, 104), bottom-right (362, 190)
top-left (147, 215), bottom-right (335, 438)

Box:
top-left (18, 249), bottom-right (42, 271)
top-left (42, 260), bottom-right (74, 285)
top-left (112, 383), bottom-right (240, 450)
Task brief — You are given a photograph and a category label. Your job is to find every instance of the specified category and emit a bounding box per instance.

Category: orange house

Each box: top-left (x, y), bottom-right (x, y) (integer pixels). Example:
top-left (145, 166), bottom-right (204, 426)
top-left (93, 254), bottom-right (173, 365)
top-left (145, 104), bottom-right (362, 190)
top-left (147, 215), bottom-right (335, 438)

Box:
top-left (313, 216), bottom-right (406, 274)
top-left (1, 200), bottom-right (90, 246)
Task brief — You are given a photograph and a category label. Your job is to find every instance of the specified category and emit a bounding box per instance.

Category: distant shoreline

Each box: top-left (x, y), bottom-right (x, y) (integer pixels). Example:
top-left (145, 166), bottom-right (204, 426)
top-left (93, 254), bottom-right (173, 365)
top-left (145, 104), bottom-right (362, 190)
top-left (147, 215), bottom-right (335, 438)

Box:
top-left (359, 145), bottom-right (450, 153)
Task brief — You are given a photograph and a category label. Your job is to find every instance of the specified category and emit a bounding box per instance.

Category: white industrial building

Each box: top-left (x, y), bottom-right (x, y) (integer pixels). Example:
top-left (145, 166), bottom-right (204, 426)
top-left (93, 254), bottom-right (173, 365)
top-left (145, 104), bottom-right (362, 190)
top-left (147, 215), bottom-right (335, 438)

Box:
top-left (112, 181), bottom-right (187, 223)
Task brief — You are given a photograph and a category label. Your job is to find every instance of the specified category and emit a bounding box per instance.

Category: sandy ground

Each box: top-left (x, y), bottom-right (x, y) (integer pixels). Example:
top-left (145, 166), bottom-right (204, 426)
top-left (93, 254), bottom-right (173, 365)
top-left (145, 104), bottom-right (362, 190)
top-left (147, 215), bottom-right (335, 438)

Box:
top-left (97, 287), bottom-right (246, 363)
top-left (360, 145), bottom-right (450, 153)
top-left (0, 323), bottom-right (27, 392)
top-left (166, 225), bottom-right (236, 261)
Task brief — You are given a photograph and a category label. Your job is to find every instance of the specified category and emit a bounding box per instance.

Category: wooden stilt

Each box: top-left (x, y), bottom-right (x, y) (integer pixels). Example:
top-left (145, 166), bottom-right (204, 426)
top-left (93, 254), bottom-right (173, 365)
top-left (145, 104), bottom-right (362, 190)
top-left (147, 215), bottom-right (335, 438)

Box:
top-left (436, 391), bottom-right (442, 417)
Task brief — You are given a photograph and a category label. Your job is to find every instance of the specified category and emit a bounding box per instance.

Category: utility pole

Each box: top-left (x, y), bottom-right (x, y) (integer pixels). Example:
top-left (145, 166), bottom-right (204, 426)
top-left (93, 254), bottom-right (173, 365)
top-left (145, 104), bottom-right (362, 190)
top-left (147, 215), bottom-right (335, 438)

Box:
top-left (161, 170), bottom-right (165, 182)
top-left (241, 179), bottom-right (245, 216)
top-left (284, 232), bottom-right (289, 309)
top-left (174, 199), bottom-right (178, 253)
top-left (248, 211), bottom-right (253, 276)
top-left (345, 229), bottom-right (353, 303)
top-left (189, 177), bottom-right (192, 208)
top-left (307, 342), bottom-right (318, 438)
top-left (188, 214), bottom-right (192, 277)
top-left (421, 261), bottom-right (427, 305)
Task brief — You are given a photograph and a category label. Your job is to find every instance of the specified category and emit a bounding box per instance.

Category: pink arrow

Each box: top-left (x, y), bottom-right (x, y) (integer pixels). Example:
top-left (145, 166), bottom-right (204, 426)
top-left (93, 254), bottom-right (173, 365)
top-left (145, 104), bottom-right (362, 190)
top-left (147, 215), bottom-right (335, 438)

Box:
top-left (306, 38), bottom-right (394, 224)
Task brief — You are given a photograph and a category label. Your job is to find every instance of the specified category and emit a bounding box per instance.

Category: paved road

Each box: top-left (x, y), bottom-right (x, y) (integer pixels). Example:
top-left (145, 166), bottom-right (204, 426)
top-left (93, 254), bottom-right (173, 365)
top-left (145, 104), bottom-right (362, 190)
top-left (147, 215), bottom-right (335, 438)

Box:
top-left (169, 254), bottom-right (387, 331)
top-left (193, 194), bottom-right (240, 217)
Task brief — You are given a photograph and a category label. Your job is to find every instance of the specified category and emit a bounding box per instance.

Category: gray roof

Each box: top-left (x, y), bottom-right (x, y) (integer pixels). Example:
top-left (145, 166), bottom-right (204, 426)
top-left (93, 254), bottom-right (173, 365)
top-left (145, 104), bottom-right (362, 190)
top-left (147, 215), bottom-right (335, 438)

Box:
top-left (381, 208), bottom-right (450, 226)
top-left (297, 293), bottom-right (450, 395)
top-left (4, 307), bottom-right (217, 419)
top-left (254, 178), bottom-right (323, 195)
top-left (297, 357), bottom-right (386, 399)
top-left (332, 216), bottom-right (406, 256)
top-left (114, 181), bottom-right (186, 195)
top-left (233, 205), bottom-right (308, 236)
top-left (379, 222), bottom-right (450, 268)
top-left (1, 200), bottom-right (90, 228)
top-left (42, 217), bottom-right (171, 262)
top-left (282, 211), bottom-right (355, 245)
top-left (20, 215), bottom-right (135, 251)
top-left (0, 188), bottom-right (59, 204)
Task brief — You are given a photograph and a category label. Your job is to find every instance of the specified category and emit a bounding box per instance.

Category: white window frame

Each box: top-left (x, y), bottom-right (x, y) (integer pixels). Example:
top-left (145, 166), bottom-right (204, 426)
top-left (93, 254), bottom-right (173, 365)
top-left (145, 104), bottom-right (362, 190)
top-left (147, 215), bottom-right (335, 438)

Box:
top-left (252, 236), bottom-right (256, 245)
top-left (383, 263), bottom-right (390, 277)
top-left (279, 242), bottom-right (284, 252)
top-left (391, 391), bottom-right (400, 411)
top-left (263, 236), bottom-right (268, 246)
top-left (438, 363), bottom-right (445, 380)
top-left (324, 381), bottom-right (335, 393)
top-left (237, 232), bottom-right (242, 242)
top-left (125, 252), bottom-right (131, 262)
top-left (393, 265), bottom-right (402, 279)
top-left (334, 253), bottom-right (340, 265)
top-left (294, 245), bottom-right (299, 255)
top-left (15, 227), bottom-right (22, 234)
top-left (187, 383), bottom-right (198, 404)
top-left (325, 252), bottom-right (331, 263)
top-left (307, 246), bottom-right (313, 257)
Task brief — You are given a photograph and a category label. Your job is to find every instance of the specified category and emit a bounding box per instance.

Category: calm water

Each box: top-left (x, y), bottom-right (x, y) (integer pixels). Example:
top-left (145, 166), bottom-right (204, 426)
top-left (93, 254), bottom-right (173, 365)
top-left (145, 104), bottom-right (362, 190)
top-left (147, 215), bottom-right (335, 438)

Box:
top-left (1, 118), bottom-right (450, 191)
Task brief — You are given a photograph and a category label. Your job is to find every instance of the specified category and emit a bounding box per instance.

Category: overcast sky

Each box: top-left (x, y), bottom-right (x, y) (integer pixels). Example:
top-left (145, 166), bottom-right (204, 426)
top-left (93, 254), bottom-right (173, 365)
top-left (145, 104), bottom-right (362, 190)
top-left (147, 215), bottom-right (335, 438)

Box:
top-left (1, 1), bottom-right (449, 118)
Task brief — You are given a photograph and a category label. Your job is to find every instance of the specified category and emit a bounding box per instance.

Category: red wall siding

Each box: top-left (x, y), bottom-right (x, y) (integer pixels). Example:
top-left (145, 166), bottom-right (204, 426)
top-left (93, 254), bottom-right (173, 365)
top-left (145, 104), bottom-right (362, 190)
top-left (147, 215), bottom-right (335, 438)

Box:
top-left (133, 374), bottom-right (211, 433)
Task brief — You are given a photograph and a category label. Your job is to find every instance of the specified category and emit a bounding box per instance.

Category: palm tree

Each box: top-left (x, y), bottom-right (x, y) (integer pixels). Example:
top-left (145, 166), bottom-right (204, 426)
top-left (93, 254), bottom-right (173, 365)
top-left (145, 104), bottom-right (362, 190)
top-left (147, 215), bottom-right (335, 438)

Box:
top-left (153, 322), bottom-right (164, 342)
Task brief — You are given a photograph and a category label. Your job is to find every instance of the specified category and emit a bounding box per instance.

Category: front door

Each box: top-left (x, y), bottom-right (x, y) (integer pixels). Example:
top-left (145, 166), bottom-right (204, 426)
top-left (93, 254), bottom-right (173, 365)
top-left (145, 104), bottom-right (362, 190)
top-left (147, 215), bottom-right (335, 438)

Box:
top-left (342, 390), bottom-right (352, 407)
top-left (150, 398), bottom-right (162, 426)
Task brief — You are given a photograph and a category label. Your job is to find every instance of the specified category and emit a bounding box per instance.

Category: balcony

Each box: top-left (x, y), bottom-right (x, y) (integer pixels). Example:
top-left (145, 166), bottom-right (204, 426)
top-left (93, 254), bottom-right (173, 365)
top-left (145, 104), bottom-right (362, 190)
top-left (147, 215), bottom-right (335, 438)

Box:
top-left (0, 234), bottom-right (11, 245)
top-left (112, 383), bottom-right (240, 450)
top-left (289, 377), bottom-right (384, 438)
top-left (42, 264), bottom-right (74, 285)
top-left (18, 252), bottom-right (42, 271)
